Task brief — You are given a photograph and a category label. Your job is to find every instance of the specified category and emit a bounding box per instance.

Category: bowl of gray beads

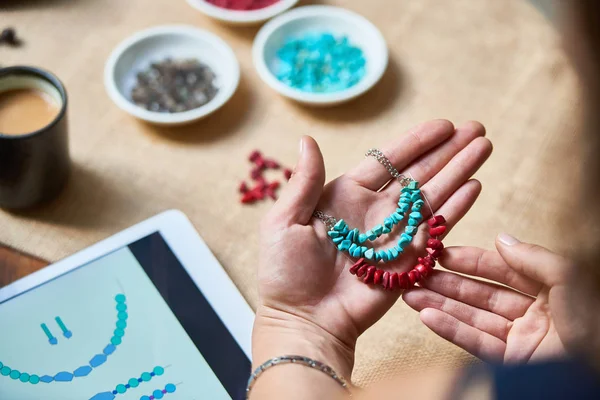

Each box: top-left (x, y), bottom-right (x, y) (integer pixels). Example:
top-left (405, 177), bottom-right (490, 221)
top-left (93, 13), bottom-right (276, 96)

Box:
top-left (104, 25), bottom-right (240, 125)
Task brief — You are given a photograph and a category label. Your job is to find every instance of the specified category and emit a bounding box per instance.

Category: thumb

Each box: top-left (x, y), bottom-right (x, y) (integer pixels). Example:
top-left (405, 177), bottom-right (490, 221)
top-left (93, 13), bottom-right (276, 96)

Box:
top-left (495, 233), bottom-right (570, 287)
top-left (270, 136), bottom-right (325, 226)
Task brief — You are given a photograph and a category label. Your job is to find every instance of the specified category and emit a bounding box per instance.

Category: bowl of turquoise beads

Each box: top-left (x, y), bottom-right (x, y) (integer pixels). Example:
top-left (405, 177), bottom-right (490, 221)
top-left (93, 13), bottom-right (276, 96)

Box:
top-left (252, 5), bottom-right (388, 106)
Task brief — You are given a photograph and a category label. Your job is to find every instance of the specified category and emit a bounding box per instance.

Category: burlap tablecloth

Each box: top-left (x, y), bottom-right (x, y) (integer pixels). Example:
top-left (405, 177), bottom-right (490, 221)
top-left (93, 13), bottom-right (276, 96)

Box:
top-left (0, 0), bottom-right (580, 385)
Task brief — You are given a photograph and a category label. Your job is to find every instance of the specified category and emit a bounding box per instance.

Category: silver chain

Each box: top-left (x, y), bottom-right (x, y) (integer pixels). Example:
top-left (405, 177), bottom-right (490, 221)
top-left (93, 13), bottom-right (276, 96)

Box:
top-left (313, 149), bottom-right (413, 227)
top-left (365, 148), bottom-right (413, 186)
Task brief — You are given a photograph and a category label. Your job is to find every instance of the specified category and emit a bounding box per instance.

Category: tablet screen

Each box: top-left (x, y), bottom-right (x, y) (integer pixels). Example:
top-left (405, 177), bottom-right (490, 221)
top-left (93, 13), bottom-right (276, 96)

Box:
top-left (0, 232), bottom-right (251, 400)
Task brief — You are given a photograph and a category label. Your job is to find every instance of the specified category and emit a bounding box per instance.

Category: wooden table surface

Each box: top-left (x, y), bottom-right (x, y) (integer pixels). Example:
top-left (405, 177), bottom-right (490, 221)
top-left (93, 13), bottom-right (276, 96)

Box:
top-left (0, 246), bottom-right (47, 288)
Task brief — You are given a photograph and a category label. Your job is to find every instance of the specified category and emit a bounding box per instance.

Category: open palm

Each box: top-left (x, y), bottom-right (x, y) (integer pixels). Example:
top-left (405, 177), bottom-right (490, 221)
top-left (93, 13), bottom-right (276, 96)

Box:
top-left (257, 120), bottom-right (492, 352)
top-left (403, 238), bottom-right (571, 363)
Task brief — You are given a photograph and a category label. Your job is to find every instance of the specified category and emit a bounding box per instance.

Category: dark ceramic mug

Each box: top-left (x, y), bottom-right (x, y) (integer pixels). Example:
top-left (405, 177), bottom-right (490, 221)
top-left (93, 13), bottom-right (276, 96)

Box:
top-left (0, 66), bottom-right (70, 209)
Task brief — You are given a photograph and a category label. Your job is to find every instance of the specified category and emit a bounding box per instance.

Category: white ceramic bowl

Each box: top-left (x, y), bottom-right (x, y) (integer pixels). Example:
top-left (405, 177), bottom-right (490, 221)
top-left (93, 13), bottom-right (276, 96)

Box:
top-left (252, 5), bottom-right (388, 106)
top-left (104, 25), bottom-right (240, 125)
top-left (187, 0), bottom-right (299, 25)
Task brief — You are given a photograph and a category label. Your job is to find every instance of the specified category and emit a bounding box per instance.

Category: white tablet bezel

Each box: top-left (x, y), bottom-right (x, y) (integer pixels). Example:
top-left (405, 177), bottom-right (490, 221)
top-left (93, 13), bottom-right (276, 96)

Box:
top-left (0, 209), bottom-right (254, 361)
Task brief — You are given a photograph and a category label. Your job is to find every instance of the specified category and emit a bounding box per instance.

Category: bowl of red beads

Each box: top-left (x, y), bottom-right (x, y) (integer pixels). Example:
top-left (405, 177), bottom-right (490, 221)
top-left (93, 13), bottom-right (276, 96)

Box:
top-left (187, 0), bottom-right (299, 25)
top-left (253, 5), bottom-right (388, 106)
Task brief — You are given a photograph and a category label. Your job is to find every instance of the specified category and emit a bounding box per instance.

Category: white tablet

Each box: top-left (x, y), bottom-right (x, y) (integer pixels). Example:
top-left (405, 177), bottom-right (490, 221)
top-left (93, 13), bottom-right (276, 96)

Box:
top-left (0, 210), bottom-right (254, 400)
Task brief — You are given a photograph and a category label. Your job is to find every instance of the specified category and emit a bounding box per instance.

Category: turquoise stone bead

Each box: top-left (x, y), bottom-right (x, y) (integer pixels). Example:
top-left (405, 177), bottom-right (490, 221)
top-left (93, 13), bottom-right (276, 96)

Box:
top-left (378, 250), bottom-right (388, 262)
top-left (412, 203), bottom-right (423, 211)
top-left (338, 240), bottom-right (351, 251)
top-left (327, 231), bottom-right (340, 238)
top-left (410, 192), bottom-right (422, 202)
top-left (332, 236), bottom-right (344, 244)
top-left (374, 252), bottom-right (381, 262)
top-left (387, 249), bottom-right (396, 260)
top-left (401, 232), bottom-right (413, 241)
top-left (358, 233), bottom-right (368, 244)
top-left (346, 229), bottom-right (356, 242)
top-left (396, 245), bottom-right (404, 254)
top-left (367, 230), bottom-right (377, 241)
top-left (389, 247), bottom-right (399, 258)
top-left (373, 225), bottom-right (383, 236)
top-left (407, 181), bottom-right (419, 190)
top-left (405, 226), bottom-right (417, 235)
top-left (390, 214), bottom-right (399, 224)
top-left (398, 204), bottom-right (410, 213)
top-left (333, 219), bottom-right (347, 231)
top-left (352, 247), bottom-right (362, 257)
top-left (409, 211), bottom-right (422, 220)
top-left (408, 218), bottom-right (418, 226)
top-left (413, 199), bottom-right (425, 208)
top-left (398, 237), bottom-right (411, 247)
top-left (393, 212), bottom-right (404, 221)
top-left (382, 226), bottom-right (391, 234)
top-left (384, 218), bottom-right (394, 229)
top-left (401, 186), bottom-right (412, 193)
top-left (360, 246), bottom-right (368, 254)
top-left (364, 248), bottom-right (375, 259)
top-left (349, 243), bottom-right (358, 253)
top-left (399, 197), bottom-right (411, 204)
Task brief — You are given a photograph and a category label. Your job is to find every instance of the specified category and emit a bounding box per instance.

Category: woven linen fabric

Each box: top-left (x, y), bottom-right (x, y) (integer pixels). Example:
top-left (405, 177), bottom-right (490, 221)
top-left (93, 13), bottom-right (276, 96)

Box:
top-left (0, 0), bottom-right (580, 385)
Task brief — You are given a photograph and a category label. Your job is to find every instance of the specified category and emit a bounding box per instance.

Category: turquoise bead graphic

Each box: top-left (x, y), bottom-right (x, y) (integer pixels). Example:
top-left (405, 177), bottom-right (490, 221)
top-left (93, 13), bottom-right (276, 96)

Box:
top-left (0, 294), bottom-right (128, 386)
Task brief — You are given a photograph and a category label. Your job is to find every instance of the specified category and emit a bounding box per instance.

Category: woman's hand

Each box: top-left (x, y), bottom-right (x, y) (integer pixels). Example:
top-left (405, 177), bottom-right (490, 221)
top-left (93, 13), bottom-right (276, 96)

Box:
top-left (254, 120), bottom-right (492, 380)
top-left (403, 234), bottom-right (572, 363)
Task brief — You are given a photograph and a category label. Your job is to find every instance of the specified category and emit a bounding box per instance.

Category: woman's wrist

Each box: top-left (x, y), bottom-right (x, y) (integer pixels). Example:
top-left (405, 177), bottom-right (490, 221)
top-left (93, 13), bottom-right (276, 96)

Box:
top-left (252, 305), bottom-right (356, 381)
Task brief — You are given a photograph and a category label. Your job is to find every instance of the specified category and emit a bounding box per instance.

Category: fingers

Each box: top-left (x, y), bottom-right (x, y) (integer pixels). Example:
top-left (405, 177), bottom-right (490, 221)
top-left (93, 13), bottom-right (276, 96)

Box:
top-left (419, 136), bottom-right (493, 212)
top-left (419, 308), bottom-right (506, 361)
top-left (346, 120), bottom-right (455, 191)
top-left (403, 287), bottom-right (511, 341)
top-left (439, 247), bottom-right (542, 296)
top-left (495, 234), bottom-right (570, 287)
top-left (269, 136), bottom-right (326, 226)
top-left (419, 270), bottom-right (535, 320)
top-left (385, 121), bottom-right (486, 195)
top-left (425, 179), bottom-right (482, 233)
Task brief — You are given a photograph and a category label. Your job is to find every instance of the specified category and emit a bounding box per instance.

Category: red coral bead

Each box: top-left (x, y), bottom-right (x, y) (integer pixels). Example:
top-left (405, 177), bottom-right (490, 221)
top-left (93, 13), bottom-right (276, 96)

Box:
top-left (284, 168), bottom-right (293, 180)
top-left (426, 239), bottom-right (444, 250)
top-left (426, 247), bottom-right (443, 258)
top-left (373, 269), bottom-right (384, 285)
top-left (415, 264), bottom-right (430, 278)
top-left (251, 167), bottom-right (263, 180)
top-left (382, 271), bottom-right (390, 289)
top-left (389, 273), bottom-right (399, 290)
top-left (398, 272), bottom-right (410, 289)
top-left (409, 269), bottom-right (421, 284)
top-left (239, 182), bottom-right (248, 193)
top-left (249, 150), bottom-right (261, 162)
top-left (266, 189), bottom-right (277, 200)
top-left (241, 192), bottom-right (256, 204)
top-left (418, 256), bottom-right (435, 268)
top-left (349, 258), bottom-right (365, 275)
top-left (256, 158), bottom-right (267, 170)
top-left (407, 270), bottom-right (417, 286)
top-left (357, 265), bottom-right (368, 278)
top-left (364, 266), bottom-right (376, 283)
top-left (429, 225), bottom-right (447, 237)
top-left (268, 181), bottom-right (280, 190)
top-left (427, 215), bottom-right (446, 227)
top-left (265, 159), bottom-right (280, 169)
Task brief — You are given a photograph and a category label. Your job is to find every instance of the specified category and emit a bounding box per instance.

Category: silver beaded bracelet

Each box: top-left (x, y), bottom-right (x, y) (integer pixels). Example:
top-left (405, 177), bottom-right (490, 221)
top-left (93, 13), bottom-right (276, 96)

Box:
top-left (246, 355), bottom-right (351, 399)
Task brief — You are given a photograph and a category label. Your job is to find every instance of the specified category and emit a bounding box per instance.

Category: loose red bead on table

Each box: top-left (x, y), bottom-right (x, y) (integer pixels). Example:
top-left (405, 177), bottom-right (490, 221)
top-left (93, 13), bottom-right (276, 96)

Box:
top-left (284, 169), bottom-right (293, 180)
top-left (382, 271), bottom-right (390, 289)
top-left (374, 269), bottom-right (384, 285)
top-left (398, 272), bottom-right (410, 289)
top-left (265, 159), bottom-right (280, 169)
top-left (429, 225), bottom-right (447, 237)
top-left (357, 265), bottom-right (368, 278)
top-left (389, 273), bottom-right (399, 290)
top-left (239, 182), bottom-right (248, 193)
top-left (249, 150), bottom-right (261, 162)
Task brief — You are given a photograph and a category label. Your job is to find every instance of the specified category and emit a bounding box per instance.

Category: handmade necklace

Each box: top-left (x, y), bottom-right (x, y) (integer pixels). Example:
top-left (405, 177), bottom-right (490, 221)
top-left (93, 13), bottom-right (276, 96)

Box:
top-left (314, 149), bottom-right (447, 290)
